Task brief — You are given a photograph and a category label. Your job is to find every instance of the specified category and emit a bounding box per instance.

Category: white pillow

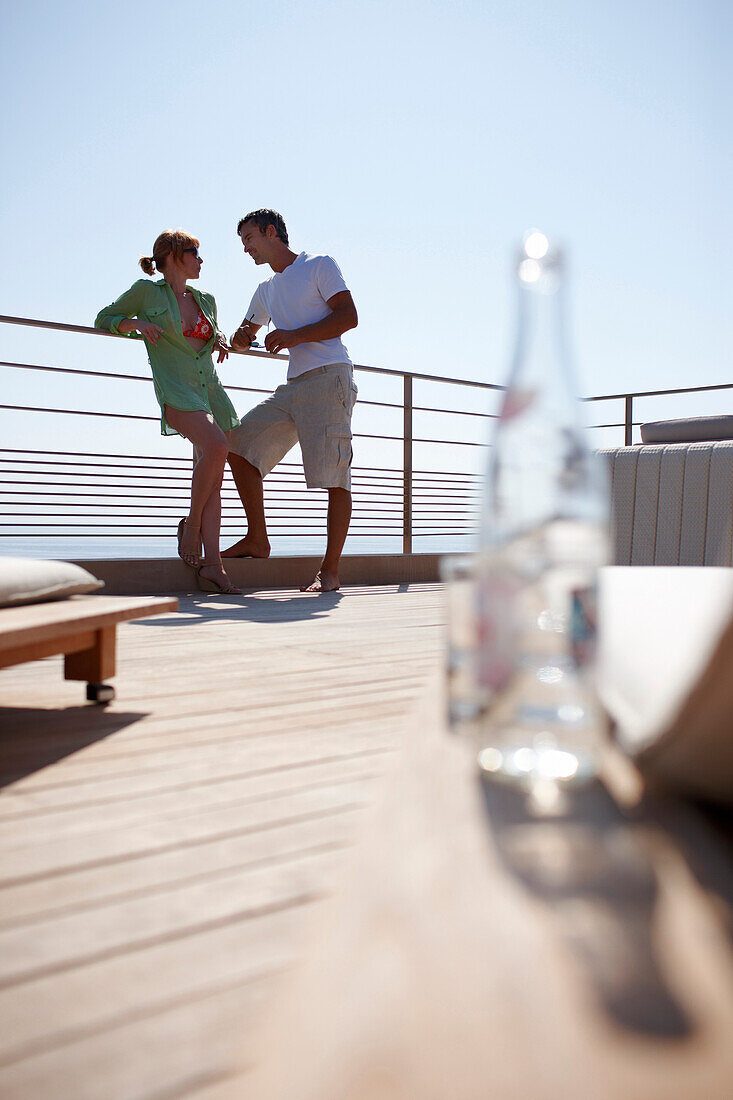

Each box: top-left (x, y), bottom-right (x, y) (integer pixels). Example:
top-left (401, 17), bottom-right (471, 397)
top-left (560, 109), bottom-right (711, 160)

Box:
top-left (0, 558), bottom-right (104, 608)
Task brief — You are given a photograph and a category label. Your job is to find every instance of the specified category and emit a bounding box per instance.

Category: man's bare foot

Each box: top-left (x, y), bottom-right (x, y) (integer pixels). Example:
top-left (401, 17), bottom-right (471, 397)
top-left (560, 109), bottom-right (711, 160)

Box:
top-left (221, 536), bottom-right (271, 559)
top-left (300, 568), bottom-right (340, 593)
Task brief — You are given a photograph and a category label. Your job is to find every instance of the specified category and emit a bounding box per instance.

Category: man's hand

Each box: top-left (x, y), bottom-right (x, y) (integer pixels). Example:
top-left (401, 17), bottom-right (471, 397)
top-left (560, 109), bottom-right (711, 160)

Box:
top-left (231, 324), bottom-right (254, 351)
top-left (265, 329), bottom-right (299, 355)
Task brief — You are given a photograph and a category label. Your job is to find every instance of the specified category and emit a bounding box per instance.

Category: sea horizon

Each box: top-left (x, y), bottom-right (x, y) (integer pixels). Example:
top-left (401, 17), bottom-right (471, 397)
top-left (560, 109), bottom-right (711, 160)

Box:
top-left (0, 534), bottom-right (473, 562)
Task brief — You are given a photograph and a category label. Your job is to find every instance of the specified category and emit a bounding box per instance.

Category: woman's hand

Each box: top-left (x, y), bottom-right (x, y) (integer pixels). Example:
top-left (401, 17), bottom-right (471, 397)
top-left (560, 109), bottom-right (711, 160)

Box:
top-left (136, 321), bottom-right (164, 345)
top-left (214, 337), bottom-right (230, 364)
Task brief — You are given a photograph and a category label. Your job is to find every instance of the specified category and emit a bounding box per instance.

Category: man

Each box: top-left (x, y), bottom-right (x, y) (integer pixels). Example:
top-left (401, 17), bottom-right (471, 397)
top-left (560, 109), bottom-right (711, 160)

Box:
top-left (225, 209), bottom-right (359, 593)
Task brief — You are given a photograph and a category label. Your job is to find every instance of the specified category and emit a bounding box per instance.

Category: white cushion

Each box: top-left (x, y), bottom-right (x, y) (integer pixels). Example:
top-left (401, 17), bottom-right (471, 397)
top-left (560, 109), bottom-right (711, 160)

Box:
top-left (641, 415), bottom-right (733, 443)
top-left (0, 558), bottom-right (104, 608)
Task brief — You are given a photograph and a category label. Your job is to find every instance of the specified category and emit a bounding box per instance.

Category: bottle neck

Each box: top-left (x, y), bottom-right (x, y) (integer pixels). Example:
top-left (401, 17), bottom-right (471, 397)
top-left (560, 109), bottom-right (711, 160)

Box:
top-left (507, 272), bottom-right (579, 419)
top-left (481, 259), bottom-right (607, 545)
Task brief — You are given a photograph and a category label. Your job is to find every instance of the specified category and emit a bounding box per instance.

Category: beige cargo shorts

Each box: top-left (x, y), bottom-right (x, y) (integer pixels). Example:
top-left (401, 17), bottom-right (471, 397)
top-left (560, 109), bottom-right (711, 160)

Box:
top-left (228, 362), bottom-right (357, 490)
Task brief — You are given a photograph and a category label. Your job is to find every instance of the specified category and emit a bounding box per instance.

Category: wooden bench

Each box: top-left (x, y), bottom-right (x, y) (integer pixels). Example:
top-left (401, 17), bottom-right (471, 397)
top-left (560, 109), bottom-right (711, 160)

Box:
top-left (0, 594), bottom-right (177, 703)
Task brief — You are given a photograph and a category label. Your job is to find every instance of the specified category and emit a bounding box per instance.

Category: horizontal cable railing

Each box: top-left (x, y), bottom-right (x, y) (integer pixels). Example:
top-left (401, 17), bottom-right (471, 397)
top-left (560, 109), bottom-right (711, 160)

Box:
top-left (2, 314), bottom-right (730, 556)
top-left (1, 315), bottom-right (495, 554)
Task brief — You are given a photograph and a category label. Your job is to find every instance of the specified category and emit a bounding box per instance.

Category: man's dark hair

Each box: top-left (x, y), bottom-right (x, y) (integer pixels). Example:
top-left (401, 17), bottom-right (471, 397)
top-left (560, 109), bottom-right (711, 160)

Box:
top-left (237, 209), bottom-right (289, 245)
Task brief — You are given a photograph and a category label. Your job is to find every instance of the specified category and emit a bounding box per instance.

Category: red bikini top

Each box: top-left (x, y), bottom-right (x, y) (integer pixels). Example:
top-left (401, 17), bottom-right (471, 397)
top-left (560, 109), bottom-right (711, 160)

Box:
top-left (182, 309), bottom-right (212, 340)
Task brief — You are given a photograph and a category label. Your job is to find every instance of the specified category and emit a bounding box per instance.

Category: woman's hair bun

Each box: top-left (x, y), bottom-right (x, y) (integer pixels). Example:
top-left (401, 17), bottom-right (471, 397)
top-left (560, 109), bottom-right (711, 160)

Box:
top-left (139, 231), bottom-right (198, 277)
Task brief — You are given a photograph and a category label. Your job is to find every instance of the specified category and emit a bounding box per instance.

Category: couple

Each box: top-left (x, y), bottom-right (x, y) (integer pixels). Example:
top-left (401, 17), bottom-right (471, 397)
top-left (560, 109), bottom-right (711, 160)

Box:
top-left (95, 209), bottom-right (358, 595)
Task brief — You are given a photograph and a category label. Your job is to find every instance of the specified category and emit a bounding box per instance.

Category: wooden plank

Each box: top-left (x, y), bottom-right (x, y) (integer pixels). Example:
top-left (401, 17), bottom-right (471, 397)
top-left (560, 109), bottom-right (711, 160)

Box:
top-left (0, 596), bottom-right (177, 649)
top-left (0, 776), bottom-right (379, 885)
top-left (0, 671), bottom-right (429, 752)
top-left (0, 630), bottom-right (96, 670)
top-left (0, 714), bottom-right (406, 796)
top-left (0, 846), bottom-right (346, 1006)
top-left (2, 621), bottom-right (437, 699)
top-left (0, 655), bottom-right (437, 712)
top-left (0, 804), bottom-right (365, 928)
top-left (0, 686), bottom-right (429, 772)
top-left (0, 722), bottom-right (403, 811)
top-left (0, 904), bottom-right (308, 1096)
top-left (0, 751), bottom-right (389, 855)
top-left (0, 698), bottom-right (425, 766)
top-left (0, 967), bottom-right (271, 1100)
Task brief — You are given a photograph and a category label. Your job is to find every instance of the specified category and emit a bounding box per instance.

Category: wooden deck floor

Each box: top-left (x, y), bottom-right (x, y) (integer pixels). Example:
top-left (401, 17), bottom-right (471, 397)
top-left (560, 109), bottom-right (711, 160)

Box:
top-left (0, 583), bottom-right (444, 1100)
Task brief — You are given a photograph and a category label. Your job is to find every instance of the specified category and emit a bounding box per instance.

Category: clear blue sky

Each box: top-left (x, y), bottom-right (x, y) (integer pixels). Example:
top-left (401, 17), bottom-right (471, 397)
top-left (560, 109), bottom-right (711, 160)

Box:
top-left (1, 0), bottom-right (731, 451)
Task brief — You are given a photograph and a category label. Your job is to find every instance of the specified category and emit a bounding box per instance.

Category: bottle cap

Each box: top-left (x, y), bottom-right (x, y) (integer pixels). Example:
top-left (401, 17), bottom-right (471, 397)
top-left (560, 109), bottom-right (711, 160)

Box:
top-left (518, 230), bottom-right (563, 286)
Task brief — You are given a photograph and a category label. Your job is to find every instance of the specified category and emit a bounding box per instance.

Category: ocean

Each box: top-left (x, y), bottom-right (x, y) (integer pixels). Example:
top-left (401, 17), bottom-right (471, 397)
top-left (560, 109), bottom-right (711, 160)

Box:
top-left (0, 534), bottom-right (473, 561)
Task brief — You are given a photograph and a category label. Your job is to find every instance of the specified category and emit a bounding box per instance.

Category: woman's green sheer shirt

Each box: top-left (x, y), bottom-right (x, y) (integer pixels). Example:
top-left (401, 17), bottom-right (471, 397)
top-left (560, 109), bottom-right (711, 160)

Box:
top-left (95, 278), bottom-right (239, 436)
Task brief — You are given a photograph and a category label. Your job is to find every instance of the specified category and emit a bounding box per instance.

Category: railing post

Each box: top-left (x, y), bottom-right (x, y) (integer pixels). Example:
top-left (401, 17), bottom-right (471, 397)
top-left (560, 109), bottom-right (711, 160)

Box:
top-left (403, 374), bottom-right (413, 554)
top-left (624, 396), bottom-right (633, 446)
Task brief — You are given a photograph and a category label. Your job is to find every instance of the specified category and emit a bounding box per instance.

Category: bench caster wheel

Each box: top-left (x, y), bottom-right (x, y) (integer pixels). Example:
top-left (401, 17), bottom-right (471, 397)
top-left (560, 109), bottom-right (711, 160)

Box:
top-left (87, 682), bottom-right (115, 705)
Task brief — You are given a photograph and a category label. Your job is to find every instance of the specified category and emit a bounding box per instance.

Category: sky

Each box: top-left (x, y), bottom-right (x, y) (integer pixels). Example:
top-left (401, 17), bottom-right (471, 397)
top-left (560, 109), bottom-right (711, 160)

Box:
top-left (1, 0), bottom-right (732, 476)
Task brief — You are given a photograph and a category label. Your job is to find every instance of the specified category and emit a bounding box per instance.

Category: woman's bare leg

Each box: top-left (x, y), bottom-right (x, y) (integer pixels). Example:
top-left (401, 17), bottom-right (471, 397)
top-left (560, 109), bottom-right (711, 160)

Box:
top-left (164, 407), bottom-right (239, 590)
top-left (199, 478), bottom-right (222, 562)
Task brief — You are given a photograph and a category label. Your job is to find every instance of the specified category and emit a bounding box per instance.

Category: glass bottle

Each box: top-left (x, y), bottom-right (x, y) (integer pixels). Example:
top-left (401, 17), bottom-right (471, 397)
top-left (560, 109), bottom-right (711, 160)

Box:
top-left (475, 231), bottom-right (610, 791)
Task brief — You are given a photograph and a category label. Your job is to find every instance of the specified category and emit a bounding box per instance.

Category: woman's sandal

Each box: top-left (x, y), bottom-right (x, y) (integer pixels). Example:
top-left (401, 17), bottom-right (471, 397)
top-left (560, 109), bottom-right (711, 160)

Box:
top-left (196, 559), bottom-right (242, 595)
top-left (177, 518), bottom-right (202, 569)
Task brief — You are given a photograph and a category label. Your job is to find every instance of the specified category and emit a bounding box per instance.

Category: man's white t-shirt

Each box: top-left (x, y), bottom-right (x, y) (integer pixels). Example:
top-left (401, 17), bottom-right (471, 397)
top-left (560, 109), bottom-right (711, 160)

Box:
top-left (245, 252), bottom-right (353, 380)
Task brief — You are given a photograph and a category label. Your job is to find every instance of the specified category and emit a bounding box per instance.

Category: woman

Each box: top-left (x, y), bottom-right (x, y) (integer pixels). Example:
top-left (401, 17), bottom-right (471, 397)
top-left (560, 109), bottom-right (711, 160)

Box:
top-left (96, 230), bottom-right (241, 594)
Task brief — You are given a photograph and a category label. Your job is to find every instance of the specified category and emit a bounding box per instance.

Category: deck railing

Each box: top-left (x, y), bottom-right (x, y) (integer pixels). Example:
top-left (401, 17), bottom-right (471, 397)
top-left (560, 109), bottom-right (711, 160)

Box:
top-left (2, 314), bottom-right (731, 555)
